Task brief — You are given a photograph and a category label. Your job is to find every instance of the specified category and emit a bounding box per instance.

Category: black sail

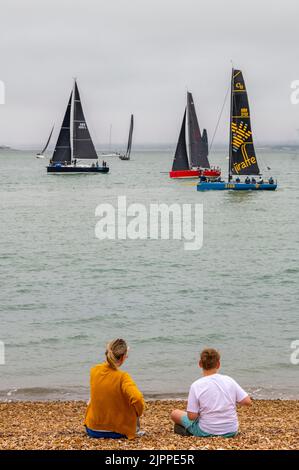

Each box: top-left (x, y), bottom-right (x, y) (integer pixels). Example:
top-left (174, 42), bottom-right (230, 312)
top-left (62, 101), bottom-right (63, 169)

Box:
top-left (172, 109), bottom-right (189, 171)
top-left (52, 93), bottom-right (72, 163)
top-left (230, 69), bottom-right (260, 176)
top-left (73, 81), bottom-right (98, 160)
top-left (125, 114), bottom-right (134, 158)
top-left (202, 128), bottom-right (208, 153)
top-left (40, 125), bottom-right (54, 155)
top-left (187, 92), bottom-right (210, 168)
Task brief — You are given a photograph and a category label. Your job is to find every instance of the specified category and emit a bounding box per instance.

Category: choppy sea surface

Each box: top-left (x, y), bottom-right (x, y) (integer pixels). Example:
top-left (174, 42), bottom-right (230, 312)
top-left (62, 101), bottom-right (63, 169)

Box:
top-left (0, 148), bottom-right (298, 401)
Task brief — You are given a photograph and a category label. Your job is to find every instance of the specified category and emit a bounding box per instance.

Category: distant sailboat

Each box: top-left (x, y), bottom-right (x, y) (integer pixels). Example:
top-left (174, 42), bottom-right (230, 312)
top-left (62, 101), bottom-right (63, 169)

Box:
top-left (101, 125), bottom-right (121, 157)
top-left (169, 92), bottom-right (221, 179)
top-left (119, 114), bottom-right (134, 160)
top-left (197, 69), bottom-right (277, 191)
top-left (47, 80), bottom-right (109, 174)
top-left (36, 125), bottom-right (54, 158)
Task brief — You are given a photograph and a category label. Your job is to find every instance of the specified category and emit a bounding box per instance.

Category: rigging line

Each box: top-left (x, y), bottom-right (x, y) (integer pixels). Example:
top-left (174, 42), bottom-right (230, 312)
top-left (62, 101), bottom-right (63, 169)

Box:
top-left (209, 83), bottom-right (230, 154)
top-left (254, 133), bottom-right (272, 174)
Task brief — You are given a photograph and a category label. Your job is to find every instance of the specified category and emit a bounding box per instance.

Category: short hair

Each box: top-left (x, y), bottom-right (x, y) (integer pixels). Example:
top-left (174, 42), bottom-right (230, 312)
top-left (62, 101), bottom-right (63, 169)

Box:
top-left (200, 348), bottom-right (220, 370)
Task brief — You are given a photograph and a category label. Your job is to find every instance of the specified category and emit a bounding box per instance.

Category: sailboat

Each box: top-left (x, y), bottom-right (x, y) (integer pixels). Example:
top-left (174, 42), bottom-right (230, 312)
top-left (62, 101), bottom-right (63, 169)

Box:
top-left (36, 125), bottom-right (54, 158)
top-left (100, 125), bottom-right (121, 157)
top-left (119, 114), bottom-right (134, 160)
top-left (47, 80), bottom-right (109, 174)
top-left (197, 69), bottom-right (277, 191)
top-left (169, 92), bottom-right (221, 179)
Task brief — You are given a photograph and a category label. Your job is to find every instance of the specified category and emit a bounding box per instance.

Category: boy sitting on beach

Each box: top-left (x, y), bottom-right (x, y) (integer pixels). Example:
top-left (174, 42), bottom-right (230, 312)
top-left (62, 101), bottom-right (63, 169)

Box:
top-left (171, 348), bottom-right (252, 437)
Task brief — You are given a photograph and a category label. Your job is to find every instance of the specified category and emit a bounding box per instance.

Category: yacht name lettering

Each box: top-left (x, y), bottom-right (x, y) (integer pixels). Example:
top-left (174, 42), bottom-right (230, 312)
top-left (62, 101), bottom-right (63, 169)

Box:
top-left (233, 155), bottom-right (257, 174)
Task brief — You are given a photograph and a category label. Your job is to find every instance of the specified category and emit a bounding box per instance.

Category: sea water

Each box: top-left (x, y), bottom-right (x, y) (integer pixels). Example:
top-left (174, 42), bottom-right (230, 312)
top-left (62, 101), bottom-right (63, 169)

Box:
top-left (0, 148), bottom-right (298, 400)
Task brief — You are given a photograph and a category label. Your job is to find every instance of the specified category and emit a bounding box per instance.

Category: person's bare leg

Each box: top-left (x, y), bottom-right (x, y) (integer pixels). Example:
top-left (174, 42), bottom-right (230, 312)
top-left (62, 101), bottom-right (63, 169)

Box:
top-left (170, 409), bottom-right (187, 425)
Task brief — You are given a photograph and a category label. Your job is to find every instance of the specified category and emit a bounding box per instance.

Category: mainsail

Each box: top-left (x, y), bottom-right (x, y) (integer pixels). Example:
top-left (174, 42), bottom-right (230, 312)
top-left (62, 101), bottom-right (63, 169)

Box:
top-left (52, 93), bottom-right (72, 163)
top-left (125, 114), bottom-right (134, 159)
top-left (187, 92), bottom-right (210, 168)
top-left (229, 69), bottom-right (260, 176)
top-left (40, 125), bottom-right (54, 155)
top-left (73, 81), bottom-right (98, 160)
top-left (172, 109), bottom-right (189, 171)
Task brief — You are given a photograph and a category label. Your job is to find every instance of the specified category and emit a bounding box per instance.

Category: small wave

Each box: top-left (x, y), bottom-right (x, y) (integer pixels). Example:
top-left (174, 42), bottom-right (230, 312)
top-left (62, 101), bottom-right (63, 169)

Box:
top-left (282, 268), bottom-right (299, 274)
top-left (7, 334), bottom-right (90, 349)
top-left (0, 386), bottom-right (298, 402)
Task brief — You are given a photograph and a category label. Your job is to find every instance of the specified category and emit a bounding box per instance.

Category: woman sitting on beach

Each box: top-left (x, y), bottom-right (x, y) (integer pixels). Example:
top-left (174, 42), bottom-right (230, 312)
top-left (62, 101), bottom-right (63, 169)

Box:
top-left (171, 348), bottom-right (252, 438)
top-left (85, 338), bottom-right (145, 439)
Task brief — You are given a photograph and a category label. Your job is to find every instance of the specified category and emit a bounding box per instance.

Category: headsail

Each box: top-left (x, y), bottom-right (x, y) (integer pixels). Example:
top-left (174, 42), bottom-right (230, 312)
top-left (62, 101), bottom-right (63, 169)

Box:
top-left (73, 81), bottom-right (98, 160)
top-left (172, 109), bottom-right (189, 171)
top-left (125, 114), bottom-right (134, 159)
top-left (229, 69), bottom-right (260, 176)
top-left (40, 125), bottom-right (54, 155)
top-left (52, 92), bottom-right (72, 163)
top-left (202, 128), bottom-right (208, 153)
top-left (187, 92), bottom-right (210, 168)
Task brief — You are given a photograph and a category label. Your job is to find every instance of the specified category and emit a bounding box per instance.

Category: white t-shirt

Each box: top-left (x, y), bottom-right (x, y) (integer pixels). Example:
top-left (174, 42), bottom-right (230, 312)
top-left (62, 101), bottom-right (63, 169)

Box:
top-left (187, 373), bottom-right (248, 435)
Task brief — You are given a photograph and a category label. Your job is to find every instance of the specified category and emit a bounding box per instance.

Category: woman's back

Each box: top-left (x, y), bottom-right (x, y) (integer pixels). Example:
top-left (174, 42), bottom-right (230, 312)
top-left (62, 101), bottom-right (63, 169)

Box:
top-left (85, 362), bottom-right (144, 439)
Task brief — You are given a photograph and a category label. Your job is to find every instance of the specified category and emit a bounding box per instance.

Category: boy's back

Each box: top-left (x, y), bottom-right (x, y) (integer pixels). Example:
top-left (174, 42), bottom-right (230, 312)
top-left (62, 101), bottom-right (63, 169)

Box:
top-left (187, 373), bottom-right (248, 435)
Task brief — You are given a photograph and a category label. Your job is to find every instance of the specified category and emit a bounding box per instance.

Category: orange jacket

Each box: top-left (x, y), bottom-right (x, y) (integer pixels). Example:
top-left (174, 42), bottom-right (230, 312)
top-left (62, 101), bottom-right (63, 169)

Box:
top-left (84, 362), bottom-right (145, 439)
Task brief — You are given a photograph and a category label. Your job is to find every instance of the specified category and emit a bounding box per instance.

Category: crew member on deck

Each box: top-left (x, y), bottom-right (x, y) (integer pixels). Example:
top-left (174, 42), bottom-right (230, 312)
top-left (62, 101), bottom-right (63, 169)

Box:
top-left (245, 176), bottom-right (250, 184)
top-left (251, 177), bottom-right (256, 184)
top-left (269, 176), bottom-right (274, 184)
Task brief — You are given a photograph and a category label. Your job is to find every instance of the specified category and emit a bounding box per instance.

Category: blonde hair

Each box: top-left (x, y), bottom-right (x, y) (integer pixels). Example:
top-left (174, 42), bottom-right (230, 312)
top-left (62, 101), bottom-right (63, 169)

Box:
top-left (105, 338), bottom-right (128, 370)
top-left (200, 348), bottom-right (220, 370)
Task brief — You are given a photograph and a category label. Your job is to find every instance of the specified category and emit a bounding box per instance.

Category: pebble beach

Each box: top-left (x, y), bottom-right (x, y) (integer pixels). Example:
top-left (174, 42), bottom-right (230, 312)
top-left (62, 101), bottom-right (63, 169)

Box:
top-left (0, 400), bottom-right (298, 450)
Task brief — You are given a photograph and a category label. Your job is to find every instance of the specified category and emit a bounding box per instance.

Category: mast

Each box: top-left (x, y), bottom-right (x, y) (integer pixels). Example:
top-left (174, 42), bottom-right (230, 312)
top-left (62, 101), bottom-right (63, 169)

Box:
top-left (70, 78), bottom-right (76, 164)
top-left (109, 125), bottom-right (112, 152)
top-left (228, 68), bottom-right (234, 182)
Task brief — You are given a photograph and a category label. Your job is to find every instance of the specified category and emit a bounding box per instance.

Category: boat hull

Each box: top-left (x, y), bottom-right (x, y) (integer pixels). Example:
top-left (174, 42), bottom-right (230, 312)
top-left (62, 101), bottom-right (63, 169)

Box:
top-left (100, 153), bottom-right (120, 157)
top-left (169, 168), bottom-right (221, 179)
top-left (197, 181), bottom-right (277, 191)
top-left (47, 166), bottom-right (109, 174)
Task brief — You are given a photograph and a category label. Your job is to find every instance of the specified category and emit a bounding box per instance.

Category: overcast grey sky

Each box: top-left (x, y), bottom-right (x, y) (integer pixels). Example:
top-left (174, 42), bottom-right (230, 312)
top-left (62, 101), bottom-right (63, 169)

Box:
top-left (0, 0), bottom-right (298, 147)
